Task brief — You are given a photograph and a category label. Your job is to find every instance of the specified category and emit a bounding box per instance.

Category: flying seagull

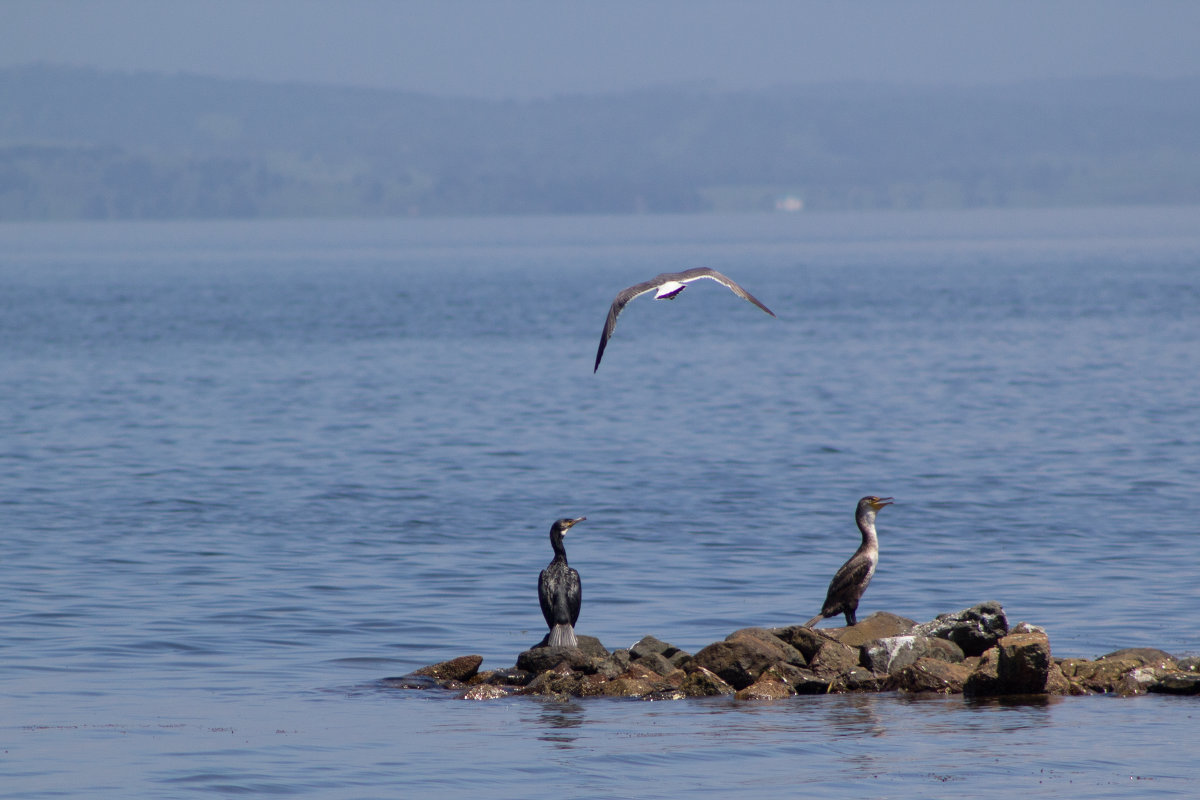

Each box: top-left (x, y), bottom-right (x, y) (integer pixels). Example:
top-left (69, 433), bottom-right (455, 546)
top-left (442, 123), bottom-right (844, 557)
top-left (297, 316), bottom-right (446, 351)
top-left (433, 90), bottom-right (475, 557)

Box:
top-left (593, 267), bottom-right (776, 372)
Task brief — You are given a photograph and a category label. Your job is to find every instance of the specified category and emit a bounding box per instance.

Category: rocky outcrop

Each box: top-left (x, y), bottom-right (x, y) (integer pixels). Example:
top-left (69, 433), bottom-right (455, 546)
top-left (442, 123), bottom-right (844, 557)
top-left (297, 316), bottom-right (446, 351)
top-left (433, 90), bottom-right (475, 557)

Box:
top-left (630, 635), bottom-right (691, 670)
top-left (1058, 647), bottom-right (1181, 696)
top-left (965, 630), bottom-right (1054, 696)
top-left (735, 667), bottom-right (797, 700)
top-left (886, 657), bottom-right (973, 694)
top-left (912, 602), bottom-right (1008, 657)
top-left (679, 666), bottom-right (735, 697)
top-left (827, 612), bottom-right (917, 647)
top-left (388, 603), bottom-right (1200, 702)
top-left (1148, 673), bottom-right (1200, 696)
top-left (862, 635), bottom-right (964, 675)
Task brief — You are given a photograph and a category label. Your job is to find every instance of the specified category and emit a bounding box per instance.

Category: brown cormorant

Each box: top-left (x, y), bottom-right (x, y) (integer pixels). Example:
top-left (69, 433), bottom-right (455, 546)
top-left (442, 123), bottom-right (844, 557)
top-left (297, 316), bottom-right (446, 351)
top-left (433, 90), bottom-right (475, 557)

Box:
top-left (538, 517), bottom-right (586, 648)
top-left (593, 267), bottom-right (776, 372)
top-left (805, 496), bottom-right (893, 627)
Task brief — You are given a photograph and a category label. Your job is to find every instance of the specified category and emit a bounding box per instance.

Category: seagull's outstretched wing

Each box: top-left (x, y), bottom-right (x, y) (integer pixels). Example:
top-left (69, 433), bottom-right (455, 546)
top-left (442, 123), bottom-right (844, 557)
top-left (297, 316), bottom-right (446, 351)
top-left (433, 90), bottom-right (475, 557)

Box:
top-left (593, 277), bottom-right (664, 372)
top-left (674, 268), bottom-right (777, 318)
top-left (592, 268), bottom-right (776, 372)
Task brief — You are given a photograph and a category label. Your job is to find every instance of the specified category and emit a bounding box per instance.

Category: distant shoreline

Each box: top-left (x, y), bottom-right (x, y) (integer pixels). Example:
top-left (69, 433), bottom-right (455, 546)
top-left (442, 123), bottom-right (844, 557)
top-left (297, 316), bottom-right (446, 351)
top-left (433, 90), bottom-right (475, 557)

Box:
top-left (4, 66), bottom-right (1200, 222)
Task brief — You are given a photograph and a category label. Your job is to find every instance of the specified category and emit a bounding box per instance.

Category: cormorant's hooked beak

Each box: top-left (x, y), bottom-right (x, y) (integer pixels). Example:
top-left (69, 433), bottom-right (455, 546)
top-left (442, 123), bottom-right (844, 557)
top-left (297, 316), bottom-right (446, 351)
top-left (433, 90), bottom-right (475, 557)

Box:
top-left (566, 516), bottom-right (586, 528)
top-left (873, 497), bottom-right (894, 509)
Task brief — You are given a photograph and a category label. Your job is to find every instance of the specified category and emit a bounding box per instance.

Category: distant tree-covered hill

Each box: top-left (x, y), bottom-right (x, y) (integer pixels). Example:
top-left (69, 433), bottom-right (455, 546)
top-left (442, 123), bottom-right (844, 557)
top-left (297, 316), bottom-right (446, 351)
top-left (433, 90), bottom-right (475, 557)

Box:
top-left (1, 65), bottom-right (1198, 220)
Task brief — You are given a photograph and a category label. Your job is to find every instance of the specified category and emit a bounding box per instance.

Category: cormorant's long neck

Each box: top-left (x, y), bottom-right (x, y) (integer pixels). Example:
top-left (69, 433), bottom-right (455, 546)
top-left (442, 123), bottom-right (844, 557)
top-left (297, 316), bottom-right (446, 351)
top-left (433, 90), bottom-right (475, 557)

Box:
top-left (550, 531), bottom-right (568, 564)
top-left (855, 509), bottom-right (879, 552)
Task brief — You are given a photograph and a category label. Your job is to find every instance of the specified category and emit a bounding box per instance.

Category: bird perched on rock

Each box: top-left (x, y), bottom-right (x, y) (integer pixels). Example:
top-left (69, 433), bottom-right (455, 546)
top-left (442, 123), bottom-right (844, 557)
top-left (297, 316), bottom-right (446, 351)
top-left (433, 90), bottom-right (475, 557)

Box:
top-left (806, 496), bottom-right (893, 627)
top-left (538, 517), bottom-right (587, 648)
top-left (593, 267), bottom-right (776, 372)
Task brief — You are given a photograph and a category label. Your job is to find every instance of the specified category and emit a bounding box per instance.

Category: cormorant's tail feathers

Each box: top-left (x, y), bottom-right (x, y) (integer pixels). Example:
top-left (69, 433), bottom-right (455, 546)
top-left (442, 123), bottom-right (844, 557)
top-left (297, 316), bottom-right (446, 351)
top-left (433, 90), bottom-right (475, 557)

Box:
top-left (548, 624), bottom-right (578, 649)
top-left (804, 614), bottom-right (824, 628)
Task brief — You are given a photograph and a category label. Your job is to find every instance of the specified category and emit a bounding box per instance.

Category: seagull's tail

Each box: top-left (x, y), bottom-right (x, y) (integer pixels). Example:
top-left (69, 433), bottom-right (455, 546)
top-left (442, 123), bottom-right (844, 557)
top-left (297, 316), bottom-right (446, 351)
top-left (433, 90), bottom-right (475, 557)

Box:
top-left (804, 614), bottom-right (825, 629)
top-left (547, 624), bottom-right (578, 649)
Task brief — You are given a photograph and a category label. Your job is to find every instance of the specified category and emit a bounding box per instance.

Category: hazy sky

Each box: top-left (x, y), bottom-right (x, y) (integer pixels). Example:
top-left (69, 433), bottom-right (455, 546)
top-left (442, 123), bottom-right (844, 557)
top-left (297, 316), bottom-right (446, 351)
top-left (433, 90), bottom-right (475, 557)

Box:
top-left (4, 0), bottom-right (1200, 98)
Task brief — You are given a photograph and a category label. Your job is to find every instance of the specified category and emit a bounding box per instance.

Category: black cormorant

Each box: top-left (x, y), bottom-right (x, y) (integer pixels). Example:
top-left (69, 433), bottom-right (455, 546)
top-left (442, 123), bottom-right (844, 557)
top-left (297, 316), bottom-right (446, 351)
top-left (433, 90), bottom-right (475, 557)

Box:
top-left (538, 516), bottom-right (586, 648)
top-left (805, 496), bottom-right (893, 627)
top-left (593, 267), bottom-right (776, 372)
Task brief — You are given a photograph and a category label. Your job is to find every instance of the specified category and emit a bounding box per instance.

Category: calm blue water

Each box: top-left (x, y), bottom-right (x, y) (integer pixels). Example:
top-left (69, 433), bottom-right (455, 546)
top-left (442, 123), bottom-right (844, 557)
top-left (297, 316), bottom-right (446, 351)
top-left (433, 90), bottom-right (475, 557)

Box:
top-left (2, 208), bottom-right (1199, 797)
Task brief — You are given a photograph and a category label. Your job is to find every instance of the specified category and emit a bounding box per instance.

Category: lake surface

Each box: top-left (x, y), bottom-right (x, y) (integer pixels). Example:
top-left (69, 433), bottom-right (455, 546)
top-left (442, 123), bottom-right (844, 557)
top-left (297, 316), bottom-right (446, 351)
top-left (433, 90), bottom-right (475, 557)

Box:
top-left (2, 207), bottom-right (1199, 797)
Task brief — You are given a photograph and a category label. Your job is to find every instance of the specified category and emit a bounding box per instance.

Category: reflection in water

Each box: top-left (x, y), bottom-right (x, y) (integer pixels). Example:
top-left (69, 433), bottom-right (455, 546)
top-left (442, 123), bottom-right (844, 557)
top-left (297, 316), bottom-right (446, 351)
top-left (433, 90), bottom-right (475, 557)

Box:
top-left (959, 694), bottom-right (1061, 736)
top-left (529, 700), bottom-right (587, 749)
top-left (821, 695), bottom-right (891, 782)
top-left (964, 695), bottom-right (1061, 712)
top-left (823, 694), bottom-right (886, 740)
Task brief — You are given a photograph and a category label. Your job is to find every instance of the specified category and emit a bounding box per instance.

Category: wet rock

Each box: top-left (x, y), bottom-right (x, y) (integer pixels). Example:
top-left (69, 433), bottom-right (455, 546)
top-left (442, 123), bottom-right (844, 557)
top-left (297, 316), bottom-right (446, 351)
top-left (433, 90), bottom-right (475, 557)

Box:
top-left (630, 635), bottom-right (671, 658)
top-left (632, 651), bottom-right (676, 676)
top-left (861, 635), bottom-right (965, 675)
top-left (1057, 658), bottom-right (1102, 694)
top-left (963, 646), bottom-right (1000, 696)
top-left (692, 633), bottom-right (801, 690)
top-left (523, 667), bottom-right (584, 698)
top-left (1122, 666), bottom-right (1176, 696)
top-left (1045, 663), bottom-right (1073, 696)
top-left (1055, 658), bottom-right (1090, 679)
top-left (592, 663), bottom-right (672, 698)
top-left (516, 646), bottom-right (598, 675)
top-left (595, 649), bottom-right (632, 679)
top-left (914, 602), bottom-right (1008, 657)
top-left (1148, 673), bottom-right (1200, 696)
top-left (727, 628), bottom-right (807, 666)
top-left (412, 654), bottom-right (484, 684)
top-left (1053, 659), bottom-right (1100, 695)
top-left (531, 634), bottom-right (610, 657)
top-left (466, 670), bottom-right (493, 686)
top-left (826, 667), bottom-right (884, 693)
top-left (768, 662), bottom-right (814, 689)
top-left (591, 677), bottom-right (657, 698)
top-left (680, 665), bottom-right (735, 697)
top-left (630, 635), bottom-right (690, 669)
top-left (826, 612), bottom-right (918, 647)
top-left (579, 635), bottom-right (611, 657)
top-left (459, 683), bottom-right (512, 700)
top-left (735, 668), bottom-right (797, 700)
top-left (481, 667), bottom-right (534, 687)
top-left (1174, 657), bottom-right (1200, 673)
top-left (575, 673), bottom-right (613, 697)
top-left (768, 625), bottom-right (827, 662)
top-left (996, 632), bottom-right (1053, 694)
top-left (1176, 656), bottom-right (1200, 673)
top-left (966, 631), bottom-right (1053, 696)
top-left (626, 661), bottom-right (671, 682)
top-left (391, 600), bottom-right (1195, 702)
top-left (668, 653), bottom-right (693, 670)
top-left (381, 673), bottom-right (441, 690)
top-left (808, 639), bottom-right (860, 679)
top-left (787, 667), bottom-right (833, 695)
top-left (1057, 650), bottom-right (1174, 696)
top-left (887, 657), bottom-right (972, 694)
top-left (1099, 648), bottom-right (1177, 671)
